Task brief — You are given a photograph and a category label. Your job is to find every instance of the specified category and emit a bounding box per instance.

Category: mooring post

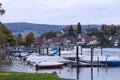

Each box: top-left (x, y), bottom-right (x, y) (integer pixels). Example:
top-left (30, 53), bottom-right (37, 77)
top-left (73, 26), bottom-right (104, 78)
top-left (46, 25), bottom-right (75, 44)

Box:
top-left (106, 56), bottom-right (108, 72)
top-left (91, 46), bottom-right (93, 68)
top-left (76, 46), bottom-right (80, 80)
top-left (76, 46), bottom-right (79, 64)
top-left (38, 47), bottom-right (41, 55)
top-left (81, 46), bottom-right (82, 55)
top-left (97, 57), bottom-right (99, 73)
top-left (101, 47), bottom-right (103, 56)
top-left (47, 47), bottom-right (49, 55)
top-left (97, 57), bottom-right (98, 67)
top-left (106, 56), bottom-right (107, 67)
top-left (59, 47), bottom-right (61, 56)
top-left (91, 46), bottom-right (94, 80)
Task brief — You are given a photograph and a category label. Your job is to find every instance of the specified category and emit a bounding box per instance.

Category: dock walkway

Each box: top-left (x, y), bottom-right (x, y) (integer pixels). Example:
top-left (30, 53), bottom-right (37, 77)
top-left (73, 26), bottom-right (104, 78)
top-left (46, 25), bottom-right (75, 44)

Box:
top-left (70, 62), bottom-right (106, 67)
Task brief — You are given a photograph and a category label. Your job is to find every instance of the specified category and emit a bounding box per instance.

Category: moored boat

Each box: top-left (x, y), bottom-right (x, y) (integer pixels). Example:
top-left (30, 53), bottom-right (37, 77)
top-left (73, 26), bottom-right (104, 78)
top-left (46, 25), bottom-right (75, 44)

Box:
top-left (35, 61), bottom-right (63, 70)
top-left (26, 53), bottom-right (70, 70)
top-left (79, 55), bottom-right (120, 67)
top-left (100, 60), bottom-right (120, 67)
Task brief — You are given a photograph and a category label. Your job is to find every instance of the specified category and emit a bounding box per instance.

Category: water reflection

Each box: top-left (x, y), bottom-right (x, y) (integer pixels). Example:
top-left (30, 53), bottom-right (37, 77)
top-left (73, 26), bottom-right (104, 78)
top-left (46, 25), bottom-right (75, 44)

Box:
top-left (1, 61), bottom-right (120, 80)
top-left (0, 53), bottom-right (12, 70)
top-left (97, 66), bottom-right (99, 76)
top-left (76, 65), bottom-right (80, 80)
top-left (91, 66), bottom-right (93, 80)
top-left (1, 56), bottom-right (120, 80)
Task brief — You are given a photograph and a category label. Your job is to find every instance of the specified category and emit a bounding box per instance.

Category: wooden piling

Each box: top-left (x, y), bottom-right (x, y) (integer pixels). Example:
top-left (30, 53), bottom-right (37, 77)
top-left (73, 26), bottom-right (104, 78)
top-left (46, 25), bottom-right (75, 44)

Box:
top-left (59, 47), bottom-right (61, 56)
top-left (97, 57), bottom-right (99, 73)
top-left (101, 47), bottom-right (103, 56)
top-left (47, 47), bottom-right (49, 55)
top-left (76, 46), bottom-right (79, 64)
top-left (106, 56), bottom-right (108, 68)
top-left (91, 46), bottom-right (94, 80)
top-left (105, 56), bottom-right (108, 73)
top-left (38, 47), bottom-right (41, 55)
top-left (91, 46), bottom-right (93, 68)
top-left (81, 46), bottom-right (82, 55)
top-left (97, 57), bottom-right (99, 67)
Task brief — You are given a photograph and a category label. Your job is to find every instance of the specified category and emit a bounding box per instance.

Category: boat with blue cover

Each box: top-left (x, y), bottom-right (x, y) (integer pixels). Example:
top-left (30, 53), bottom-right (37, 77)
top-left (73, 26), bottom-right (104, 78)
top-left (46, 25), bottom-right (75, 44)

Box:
top-left (79, 55), bottom-right (120, 67)
top-left (100, 60), bottom-right (120, 67)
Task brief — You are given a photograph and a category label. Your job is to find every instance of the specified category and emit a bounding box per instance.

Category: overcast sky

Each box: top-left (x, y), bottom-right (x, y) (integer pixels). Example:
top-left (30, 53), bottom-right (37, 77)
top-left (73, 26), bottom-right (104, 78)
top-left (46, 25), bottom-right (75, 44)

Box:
top-left (0, 0), bottom-right (120, 25)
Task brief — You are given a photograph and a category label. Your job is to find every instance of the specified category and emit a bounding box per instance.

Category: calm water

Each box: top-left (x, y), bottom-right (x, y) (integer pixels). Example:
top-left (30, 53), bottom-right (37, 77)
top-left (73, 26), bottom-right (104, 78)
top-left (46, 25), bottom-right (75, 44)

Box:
top-left (1, 48), bottom-right (120, 80)
top-left (1, 58), bottom-right (120, 80)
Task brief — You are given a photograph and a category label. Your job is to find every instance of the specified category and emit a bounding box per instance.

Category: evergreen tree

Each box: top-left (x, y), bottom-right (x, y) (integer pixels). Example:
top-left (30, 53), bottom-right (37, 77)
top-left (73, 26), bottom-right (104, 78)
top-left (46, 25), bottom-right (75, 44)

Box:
top-left (77, 22), bottom-right (82, 34)
top-left (69, 25), bottom-right (74, 36)
top-left (17, 33), bottom-right (22, 40)
top-left (101, 24), bottom-right (105, 31)
top-left (113, 26), bottom-right (116, 35)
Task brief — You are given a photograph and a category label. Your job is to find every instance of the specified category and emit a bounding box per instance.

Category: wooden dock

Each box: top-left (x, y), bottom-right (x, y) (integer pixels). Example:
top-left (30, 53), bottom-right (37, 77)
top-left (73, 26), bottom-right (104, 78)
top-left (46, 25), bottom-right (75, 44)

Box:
top-left (70, 62), bottom-right (106, 67)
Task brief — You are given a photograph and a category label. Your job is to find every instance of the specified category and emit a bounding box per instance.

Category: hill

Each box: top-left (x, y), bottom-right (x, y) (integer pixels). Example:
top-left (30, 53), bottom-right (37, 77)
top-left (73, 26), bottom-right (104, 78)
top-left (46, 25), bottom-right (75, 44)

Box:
top-left (4, 22), bottom-right (101, 33)
top-left (4, 22), bottom-right (66, 33)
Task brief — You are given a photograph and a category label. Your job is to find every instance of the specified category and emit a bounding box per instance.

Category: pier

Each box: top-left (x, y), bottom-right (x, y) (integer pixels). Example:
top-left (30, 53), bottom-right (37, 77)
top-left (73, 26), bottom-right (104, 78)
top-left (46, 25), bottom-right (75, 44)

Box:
top-left (70, 62), bottom-right (105, 67)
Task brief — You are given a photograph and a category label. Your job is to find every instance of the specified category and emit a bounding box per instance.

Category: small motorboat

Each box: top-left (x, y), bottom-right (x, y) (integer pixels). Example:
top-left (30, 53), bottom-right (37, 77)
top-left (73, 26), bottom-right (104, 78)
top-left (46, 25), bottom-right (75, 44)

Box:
top-left (35, 61), bottom-right (63, 70)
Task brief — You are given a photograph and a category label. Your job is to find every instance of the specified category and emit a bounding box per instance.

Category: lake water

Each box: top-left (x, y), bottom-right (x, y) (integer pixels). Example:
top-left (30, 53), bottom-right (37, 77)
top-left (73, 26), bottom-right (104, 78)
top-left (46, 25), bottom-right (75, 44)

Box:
top-left (81, 48), bottom-right (120, 56)
top-left (1, 58), bottom-right (120, 80)
top-left (1, 48), bottom-right (120, 80)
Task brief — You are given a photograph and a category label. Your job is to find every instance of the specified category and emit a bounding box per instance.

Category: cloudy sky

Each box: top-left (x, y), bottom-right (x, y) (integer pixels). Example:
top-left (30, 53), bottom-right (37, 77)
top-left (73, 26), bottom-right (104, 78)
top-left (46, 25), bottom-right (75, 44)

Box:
top-left (0, 0), bottom-right (120, 25)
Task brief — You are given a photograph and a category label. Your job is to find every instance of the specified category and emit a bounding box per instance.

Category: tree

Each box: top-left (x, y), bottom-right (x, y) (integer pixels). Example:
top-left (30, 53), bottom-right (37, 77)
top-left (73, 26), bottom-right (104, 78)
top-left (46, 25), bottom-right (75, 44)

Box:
top-left (18, 33), bottom-right (22, 39)
top-left (25, 32), bottom-right (35, 45)
top-left (77, 22), bottom-right (82, 34)
top-left (0, 3), bottom-right (15, 46)
top-left (40, 30), bottom-right (56, 39)
top-left (101, 24), bottom-right (116, 36)
top-left (0, 32), bottom-right (6, 46)
top-left (113, 26), bottom-right (116, 35)
top-left (0, 23), bottom-right (15, 46)
top-left (69, 25), bottom-right (74, 36)
top-left (101, 24), bottom-right (105, 31)
top-left (0, 3), bottom-right (5, 15)
top-left (15, 33), bottom-right (24, 45)
top-left (17, 39), bottom-right (25, 45)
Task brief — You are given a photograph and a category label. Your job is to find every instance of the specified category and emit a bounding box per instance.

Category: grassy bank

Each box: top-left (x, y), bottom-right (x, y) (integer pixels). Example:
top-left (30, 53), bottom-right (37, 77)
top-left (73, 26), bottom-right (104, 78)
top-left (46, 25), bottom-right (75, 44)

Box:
top-left (0, 71), bottom-right (66, 80)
